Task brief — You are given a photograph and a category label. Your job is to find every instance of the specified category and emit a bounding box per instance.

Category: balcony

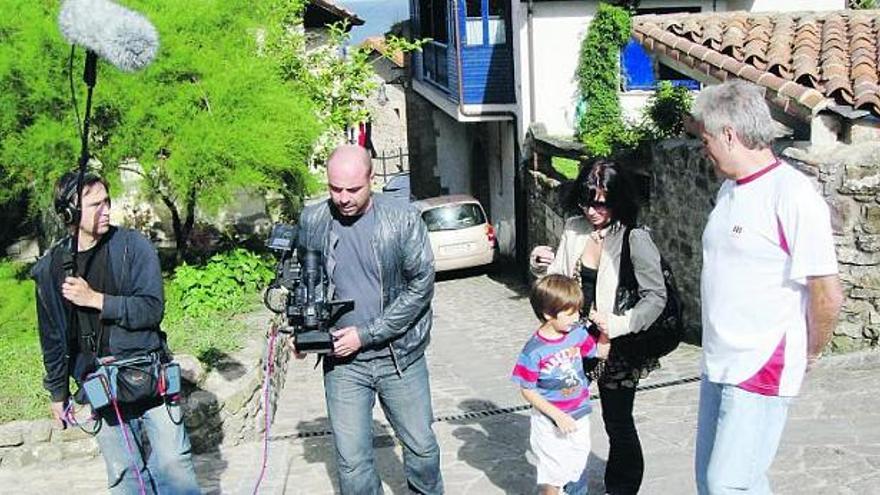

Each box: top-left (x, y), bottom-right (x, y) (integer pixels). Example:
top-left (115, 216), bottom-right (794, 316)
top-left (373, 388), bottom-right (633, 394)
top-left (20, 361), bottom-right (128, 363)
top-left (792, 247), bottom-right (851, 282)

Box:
top-left (421, 40), bottom-right (450, 90)
top-left (412, 0), bottom-right (515, 109)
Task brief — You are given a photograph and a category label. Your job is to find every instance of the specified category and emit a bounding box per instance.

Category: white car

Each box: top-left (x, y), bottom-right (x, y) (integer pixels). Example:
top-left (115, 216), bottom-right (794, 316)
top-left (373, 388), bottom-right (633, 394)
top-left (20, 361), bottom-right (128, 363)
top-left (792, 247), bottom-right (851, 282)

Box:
top-left (414, 195), bottom-right (496, 272)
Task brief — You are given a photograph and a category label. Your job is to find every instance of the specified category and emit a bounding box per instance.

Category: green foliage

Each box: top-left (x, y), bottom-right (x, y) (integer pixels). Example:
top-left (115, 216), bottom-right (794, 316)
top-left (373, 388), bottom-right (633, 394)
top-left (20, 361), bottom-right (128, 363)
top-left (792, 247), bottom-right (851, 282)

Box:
top-left (849, 0), bottom-right (878, 8)
top-left (0, 260), bottom-right (44, 421)
top-left (0, 1), bottom-right (80, 214)
top-left (552, 156), bottom-right (580, 180)
top-left (167, 249), bottom-right (273, 316)
top-left (576, 3), bottom-right (633, 158)
top-left (0, 1), bottom-right (321, 253)
top-left (264, 5), bottom-right (428, 166)
top-left (163, 249), bottom-right (273, 367)
top-left (643, 81), bottom-right (693, 139)
top-left (265, 8), bottom-right (377, 164)
top-left (384, 34), bottom-right (430, 57)
top-left (162, 289), bottom-right (255, 370)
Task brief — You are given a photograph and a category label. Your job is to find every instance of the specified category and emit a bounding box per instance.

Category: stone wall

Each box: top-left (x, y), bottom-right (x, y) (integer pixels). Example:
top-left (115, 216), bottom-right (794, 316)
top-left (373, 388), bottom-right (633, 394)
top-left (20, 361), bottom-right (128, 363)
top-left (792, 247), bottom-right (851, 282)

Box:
top-left (404, 89), bottom-right (443, 199)
top-left (183, 322), bottom-right (292, 453)
top-left (0, 323), bottom-right (290, 469)
top-left (525, 137), bottom-right (880, 350)
top-left (526, 170), bottom-right (566, 259)
top-left (784, 142), bottom-right (880, 351)
top-left (639, 139), bottom-right (722, 343)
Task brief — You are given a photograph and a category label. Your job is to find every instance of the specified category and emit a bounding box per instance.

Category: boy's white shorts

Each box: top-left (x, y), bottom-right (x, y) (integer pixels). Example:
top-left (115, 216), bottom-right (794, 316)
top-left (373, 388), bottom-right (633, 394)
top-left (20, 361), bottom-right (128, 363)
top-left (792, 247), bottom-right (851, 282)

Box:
top-left (529, 410), bottom-right (592, 488)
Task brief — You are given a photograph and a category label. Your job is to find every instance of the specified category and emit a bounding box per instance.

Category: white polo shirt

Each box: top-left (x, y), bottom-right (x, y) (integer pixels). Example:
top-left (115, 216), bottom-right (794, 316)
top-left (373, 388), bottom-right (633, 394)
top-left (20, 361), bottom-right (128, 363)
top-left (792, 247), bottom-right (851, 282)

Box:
top-left (701, 160), bottom-right (838, 397)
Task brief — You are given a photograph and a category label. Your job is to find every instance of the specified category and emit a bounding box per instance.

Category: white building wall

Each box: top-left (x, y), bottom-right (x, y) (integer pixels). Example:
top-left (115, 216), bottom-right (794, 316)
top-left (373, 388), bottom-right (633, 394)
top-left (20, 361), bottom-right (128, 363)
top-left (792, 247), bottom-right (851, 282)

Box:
top-left (515, 0), bottom-right (841, 138)
top-left (517, 2), bottom-right (596, 137)
top-left (486, 121), bottom-right (517, 257)
top-left (516, 1), bottom-right (726, 137)
top-left (433, 109), bottom-right (472, 195)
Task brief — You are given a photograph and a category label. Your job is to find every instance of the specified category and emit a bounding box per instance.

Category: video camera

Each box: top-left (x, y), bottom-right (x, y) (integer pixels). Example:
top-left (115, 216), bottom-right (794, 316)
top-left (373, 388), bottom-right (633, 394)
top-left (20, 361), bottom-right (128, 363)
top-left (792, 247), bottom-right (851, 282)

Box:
top-left (263, 224), bottom-right (353, 354)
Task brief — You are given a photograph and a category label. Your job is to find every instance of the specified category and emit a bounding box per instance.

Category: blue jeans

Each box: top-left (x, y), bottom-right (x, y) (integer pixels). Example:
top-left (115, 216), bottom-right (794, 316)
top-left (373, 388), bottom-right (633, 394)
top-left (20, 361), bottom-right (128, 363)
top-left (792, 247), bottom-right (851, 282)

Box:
top-left (695, 377), bottom-right (792, 495)
top-left (323, 353), bottom-right (443, 495)
top-left (94, 401), bottom-right (200, 495)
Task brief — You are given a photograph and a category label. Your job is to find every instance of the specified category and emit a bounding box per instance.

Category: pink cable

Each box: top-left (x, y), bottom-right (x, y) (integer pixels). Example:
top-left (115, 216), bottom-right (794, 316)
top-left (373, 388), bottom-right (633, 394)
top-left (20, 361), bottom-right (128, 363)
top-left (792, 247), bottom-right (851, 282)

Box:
top-left (253, 323), bottom-right (279, 494)
top-left (63, 401), bottom-right (77, 427)
top-left (111, 398), bottom-right (148, 495)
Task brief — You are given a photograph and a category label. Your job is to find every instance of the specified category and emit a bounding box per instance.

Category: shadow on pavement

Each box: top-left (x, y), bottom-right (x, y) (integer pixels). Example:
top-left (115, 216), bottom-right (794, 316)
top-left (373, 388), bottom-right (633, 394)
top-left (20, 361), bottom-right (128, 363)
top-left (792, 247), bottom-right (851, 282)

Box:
top-left (435, 265), bottom-right (493, 282)
top-left (486, 262), bottom-right (530, 299)
top-left (448, 399), bottom-right (532, 493)
top-left (448, 398), bottom-right (608, 494)
top-left (435, 261), bottom-right (530, 300)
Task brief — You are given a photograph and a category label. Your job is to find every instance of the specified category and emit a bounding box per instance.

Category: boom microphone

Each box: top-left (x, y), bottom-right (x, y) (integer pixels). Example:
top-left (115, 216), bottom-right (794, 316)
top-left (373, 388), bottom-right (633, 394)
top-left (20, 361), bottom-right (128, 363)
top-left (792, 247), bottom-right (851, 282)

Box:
top-left (58, 0), bottom-right (159, 72)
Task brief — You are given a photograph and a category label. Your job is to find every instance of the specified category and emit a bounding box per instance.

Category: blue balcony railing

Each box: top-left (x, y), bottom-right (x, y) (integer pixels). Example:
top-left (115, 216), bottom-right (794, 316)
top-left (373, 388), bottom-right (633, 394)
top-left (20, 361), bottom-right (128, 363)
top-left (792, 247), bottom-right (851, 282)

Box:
top-left (421, 40), bottom-right (449, 90)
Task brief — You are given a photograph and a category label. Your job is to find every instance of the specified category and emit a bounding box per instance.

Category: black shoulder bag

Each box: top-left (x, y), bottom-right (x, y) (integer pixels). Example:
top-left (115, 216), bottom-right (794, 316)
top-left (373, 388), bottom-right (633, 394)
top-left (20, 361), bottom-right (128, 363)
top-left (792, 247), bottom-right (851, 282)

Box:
top-left (611, 227), bottom-right (684, 366)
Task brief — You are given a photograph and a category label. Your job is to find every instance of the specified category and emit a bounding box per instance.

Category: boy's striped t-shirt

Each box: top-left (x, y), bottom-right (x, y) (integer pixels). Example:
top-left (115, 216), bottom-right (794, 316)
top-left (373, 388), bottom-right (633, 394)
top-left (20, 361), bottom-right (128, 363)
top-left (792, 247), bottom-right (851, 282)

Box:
top-left (511, 325), bottom-right (597, 419)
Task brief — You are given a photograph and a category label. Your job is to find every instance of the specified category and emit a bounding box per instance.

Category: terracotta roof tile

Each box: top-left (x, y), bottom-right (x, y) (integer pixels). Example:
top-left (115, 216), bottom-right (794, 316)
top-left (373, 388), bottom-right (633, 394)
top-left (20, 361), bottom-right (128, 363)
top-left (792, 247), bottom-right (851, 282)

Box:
top-left (633, 10), bottom-right (880, 119)
top-left (766, 18), bottom-right (795, 79)
top-left (743, 17), bottom-right (772, 70)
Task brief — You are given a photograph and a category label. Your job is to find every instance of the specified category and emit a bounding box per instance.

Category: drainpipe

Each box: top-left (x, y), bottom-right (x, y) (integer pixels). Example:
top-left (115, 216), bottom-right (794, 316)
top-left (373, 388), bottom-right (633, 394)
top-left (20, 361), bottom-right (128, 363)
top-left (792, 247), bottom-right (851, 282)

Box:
top-left (527, 0), bottom-right (536, 125)
top-left (450, 0), bottom-right (528, 272)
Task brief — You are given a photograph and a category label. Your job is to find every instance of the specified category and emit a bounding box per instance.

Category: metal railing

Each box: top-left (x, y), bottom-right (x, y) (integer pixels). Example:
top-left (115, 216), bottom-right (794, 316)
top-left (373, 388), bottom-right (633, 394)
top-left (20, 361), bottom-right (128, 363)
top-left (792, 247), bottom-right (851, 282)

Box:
top-left (421, 41), bottom-right (449, 89)
top-left (373, 147), bottom-right (409, 184)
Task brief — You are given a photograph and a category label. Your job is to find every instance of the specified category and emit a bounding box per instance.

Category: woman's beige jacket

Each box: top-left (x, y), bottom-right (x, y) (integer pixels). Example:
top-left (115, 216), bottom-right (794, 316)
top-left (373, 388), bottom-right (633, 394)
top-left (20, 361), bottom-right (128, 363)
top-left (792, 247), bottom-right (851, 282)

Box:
top-left (531, 216), bottom-right (667, 339)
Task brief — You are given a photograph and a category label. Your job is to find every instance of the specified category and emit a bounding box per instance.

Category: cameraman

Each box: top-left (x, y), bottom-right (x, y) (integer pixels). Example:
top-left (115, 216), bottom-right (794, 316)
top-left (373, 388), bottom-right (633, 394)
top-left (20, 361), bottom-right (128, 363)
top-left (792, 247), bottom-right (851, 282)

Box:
top-left (295, 145), bottom-right (443, 494)
top-left (31, 171), bottom-right (199, 494)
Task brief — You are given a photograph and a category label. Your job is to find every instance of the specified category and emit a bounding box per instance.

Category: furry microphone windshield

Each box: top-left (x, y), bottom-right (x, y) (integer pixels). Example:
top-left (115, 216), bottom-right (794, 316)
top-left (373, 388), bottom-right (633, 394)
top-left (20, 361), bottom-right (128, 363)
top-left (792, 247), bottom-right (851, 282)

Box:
top-left (58, 0), bottom-right (159, 72)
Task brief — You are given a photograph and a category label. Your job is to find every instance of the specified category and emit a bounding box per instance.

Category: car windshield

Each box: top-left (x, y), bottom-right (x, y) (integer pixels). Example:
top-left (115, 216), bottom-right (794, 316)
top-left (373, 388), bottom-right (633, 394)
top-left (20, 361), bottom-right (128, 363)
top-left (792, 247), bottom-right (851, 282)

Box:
top-left (421, 203), bottom-right (486, 232)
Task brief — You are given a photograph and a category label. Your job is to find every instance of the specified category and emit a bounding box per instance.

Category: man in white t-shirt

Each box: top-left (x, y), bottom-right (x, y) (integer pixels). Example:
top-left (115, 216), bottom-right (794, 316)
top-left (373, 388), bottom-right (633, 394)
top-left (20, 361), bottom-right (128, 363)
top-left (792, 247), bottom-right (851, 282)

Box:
top-left (691, 80), bottom-right (843, 494)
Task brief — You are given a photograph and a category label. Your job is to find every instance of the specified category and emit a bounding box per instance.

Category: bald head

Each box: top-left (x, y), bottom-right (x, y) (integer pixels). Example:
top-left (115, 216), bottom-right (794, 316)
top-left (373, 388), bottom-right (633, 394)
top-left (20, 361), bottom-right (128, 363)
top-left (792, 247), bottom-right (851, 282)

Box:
top-left (327, 144), bottom-right (373, 178)
top-left (327, 144), bottom-right (374, 217)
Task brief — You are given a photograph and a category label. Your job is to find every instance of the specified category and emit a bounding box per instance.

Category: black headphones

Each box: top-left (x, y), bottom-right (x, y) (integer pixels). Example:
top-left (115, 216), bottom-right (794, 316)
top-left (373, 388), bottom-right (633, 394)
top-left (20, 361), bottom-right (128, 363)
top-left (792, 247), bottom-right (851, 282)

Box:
top-left (54, 175), bottom-right (80, 225)
top-left (54, 171), bottom-right (102, 225)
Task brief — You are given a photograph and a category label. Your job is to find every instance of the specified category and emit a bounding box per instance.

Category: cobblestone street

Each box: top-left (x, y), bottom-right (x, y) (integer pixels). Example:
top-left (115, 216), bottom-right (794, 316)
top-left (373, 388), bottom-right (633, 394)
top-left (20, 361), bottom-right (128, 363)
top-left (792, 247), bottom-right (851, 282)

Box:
top-left (3, 271), bottom-right (879, 494)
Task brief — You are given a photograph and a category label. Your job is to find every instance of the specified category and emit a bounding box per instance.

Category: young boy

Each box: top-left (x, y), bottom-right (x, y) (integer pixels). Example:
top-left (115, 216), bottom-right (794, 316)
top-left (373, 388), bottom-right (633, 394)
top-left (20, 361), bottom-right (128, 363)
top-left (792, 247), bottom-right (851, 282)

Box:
top-left (512, 274), bottom-right (610, 495)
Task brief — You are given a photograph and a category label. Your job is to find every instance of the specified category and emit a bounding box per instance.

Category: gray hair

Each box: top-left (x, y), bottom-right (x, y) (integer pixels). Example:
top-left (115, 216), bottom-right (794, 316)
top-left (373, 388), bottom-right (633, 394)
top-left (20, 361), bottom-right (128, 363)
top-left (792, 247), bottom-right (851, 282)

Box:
top-left (691, 79), bottom-right (779, 149)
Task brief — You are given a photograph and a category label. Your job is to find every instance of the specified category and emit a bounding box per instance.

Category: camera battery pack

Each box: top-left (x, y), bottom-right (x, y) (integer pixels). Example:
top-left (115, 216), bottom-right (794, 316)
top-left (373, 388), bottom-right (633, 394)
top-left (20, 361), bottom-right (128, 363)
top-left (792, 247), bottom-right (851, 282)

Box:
top-left (83, 369), bottom-right (112, 410)
top-left (163, 362), bottom-right (182, 397)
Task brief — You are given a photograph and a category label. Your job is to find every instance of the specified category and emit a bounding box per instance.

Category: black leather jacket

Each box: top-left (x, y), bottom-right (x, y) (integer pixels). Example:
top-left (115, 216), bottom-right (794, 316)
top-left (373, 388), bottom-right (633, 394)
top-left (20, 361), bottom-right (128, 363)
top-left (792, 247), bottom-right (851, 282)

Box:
top-left (297, 194), bottom-right (435, 372)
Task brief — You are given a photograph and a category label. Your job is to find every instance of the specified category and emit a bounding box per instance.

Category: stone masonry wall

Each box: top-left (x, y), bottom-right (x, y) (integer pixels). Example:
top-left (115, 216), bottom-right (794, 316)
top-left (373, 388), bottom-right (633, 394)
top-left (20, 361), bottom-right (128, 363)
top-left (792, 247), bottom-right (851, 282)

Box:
top-left (404, 88), bottom-right (443, 199)
top-left (639, 139), bottom-right (722, 343)
top-left (526, 170), bottom-right (566, 261)
top-left (784, 142), bottom-right (880, 351)
top-left (525, 138), bottom-right (880, 349)
top-left (183, 322), bottom-right (292, 453)
top-left (0, 323), bottom-right (290, 469)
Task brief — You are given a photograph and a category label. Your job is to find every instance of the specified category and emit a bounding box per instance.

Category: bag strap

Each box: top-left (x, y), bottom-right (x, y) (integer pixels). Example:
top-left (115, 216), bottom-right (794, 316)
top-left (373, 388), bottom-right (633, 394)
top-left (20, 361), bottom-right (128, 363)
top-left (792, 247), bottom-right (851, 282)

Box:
top-left (617, 227), bottom-right (638, 290)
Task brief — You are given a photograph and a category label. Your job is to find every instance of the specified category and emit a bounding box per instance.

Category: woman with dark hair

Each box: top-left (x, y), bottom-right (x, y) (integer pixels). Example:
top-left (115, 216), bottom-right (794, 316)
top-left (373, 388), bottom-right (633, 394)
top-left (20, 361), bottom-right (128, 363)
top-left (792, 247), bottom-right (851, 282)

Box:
top-left (530, 159), bottom-right (667, 495)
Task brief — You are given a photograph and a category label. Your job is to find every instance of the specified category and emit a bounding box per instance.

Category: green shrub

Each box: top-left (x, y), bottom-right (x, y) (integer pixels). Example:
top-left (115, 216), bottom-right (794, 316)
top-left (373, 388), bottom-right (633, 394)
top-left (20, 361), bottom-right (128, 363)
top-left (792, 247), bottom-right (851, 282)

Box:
top-left (644, 81), bottom-right (693, 139)
top-left (576, 3), bottom-right (633, 157)
top-left (849, 0), bottom-right (878, 9)
top-left (163, 249), bottom-right (274, 367)
top-left (552, 156), bottom-right (581, 180)
top-left (0, 261), bottom-right (45, 421)
top-left (168, 249), bottom-right (274, 317)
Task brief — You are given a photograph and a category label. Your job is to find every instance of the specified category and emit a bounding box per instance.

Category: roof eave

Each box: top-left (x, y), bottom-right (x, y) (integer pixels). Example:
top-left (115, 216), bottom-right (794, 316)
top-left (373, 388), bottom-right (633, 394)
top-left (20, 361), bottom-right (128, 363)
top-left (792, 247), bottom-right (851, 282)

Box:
top-left (310, 0), bottom-right (365, 27)
top-left (633, 25), bottom-right (833, 124)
